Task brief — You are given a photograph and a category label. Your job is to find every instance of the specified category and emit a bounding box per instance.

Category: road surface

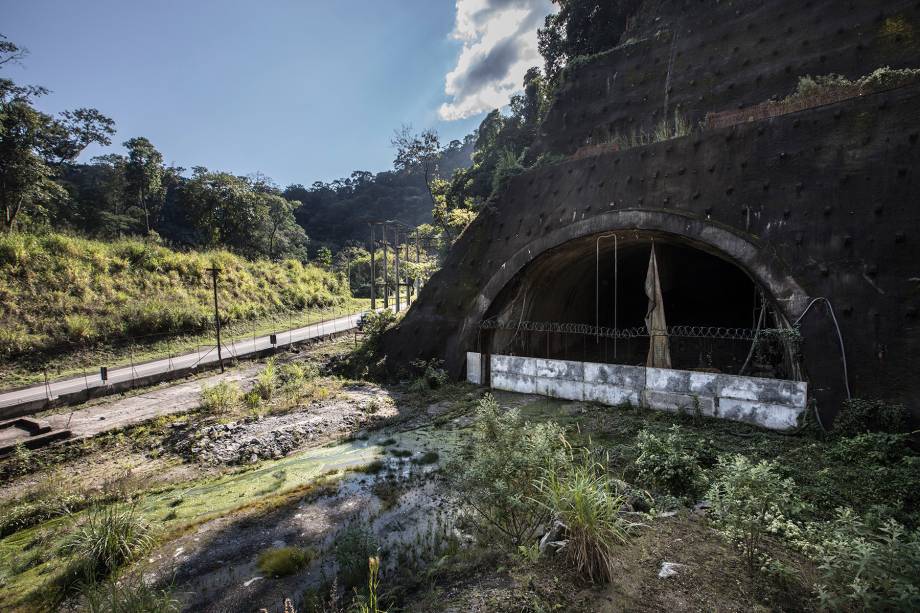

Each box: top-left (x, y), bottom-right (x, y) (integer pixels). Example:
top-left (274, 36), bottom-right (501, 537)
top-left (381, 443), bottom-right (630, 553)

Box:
top-left (0, 310), bottom-right (369, 413)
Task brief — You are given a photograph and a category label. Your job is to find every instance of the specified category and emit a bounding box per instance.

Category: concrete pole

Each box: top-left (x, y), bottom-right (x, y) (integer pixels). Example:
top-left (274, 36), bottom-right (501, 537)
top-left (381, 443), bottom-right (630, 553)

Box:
top-left (395, 226), bottom-right (401, 313)
top-left (370, 224), bottom-right (376, 310)
top-left (207, 267), bottom-right (224, 373)
top-left (382, 226), bottom-right (389, 309)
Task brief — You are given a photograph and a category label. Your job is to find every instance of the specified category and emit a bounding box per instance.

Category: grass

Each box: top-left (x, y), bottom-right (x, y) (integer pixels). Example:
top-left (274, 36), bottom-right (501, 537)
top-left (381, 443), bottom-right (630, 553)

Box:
top-left (0, 231), bottom-right (369, 388)
top-left (80, 577), bottom-right (180, 613)
top-left (63, 502), bottom-right (155, 581)
top-left (257, 546), bottom-right (315, 577)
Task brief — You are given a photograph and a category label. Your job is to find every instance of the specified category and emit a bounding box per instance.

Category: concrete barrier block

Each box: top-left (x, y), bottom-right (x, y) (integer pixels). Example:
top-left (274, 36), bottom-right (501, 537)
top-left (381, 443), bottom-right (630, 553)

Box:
top-left (466, 352), bottom-right (481, 385)
top-left (645, 367), bottom-right (693, 393)
top-left (717, 398), bottom-right (802, 430)
top-left (715, 374), bottom-right (807, 408)
top-left (535, 376), bottom-right (585, 401)
top-left (491, 354), bottom-right (536, 376)
top-left (583, 363), bottom-right (645, 391)
top-left (491, 371), bottom-right (537, 394)
top-left (533, 358), bottom-right (583, 381)
top-left (584, 383), bottom-right (641, 406)
top-left (643, 390), bottom-right (716, 416)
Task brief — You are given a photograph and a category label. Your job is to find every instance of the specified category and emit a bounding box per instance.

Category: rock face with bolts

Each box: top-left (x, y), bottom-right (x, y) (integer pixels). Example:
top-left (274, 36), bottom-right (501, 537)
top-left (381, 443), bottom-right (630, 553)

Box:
top-left (378, 0), bottom-right (920, 423)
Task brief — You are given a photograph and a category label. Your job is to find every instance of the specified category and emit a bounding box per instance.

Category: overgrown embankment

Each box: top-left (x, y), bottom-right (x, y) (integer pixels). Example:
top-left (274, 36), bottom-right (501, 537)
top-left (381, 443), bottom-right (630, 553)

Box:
top-left (0, 232), bottom-right (351, 365)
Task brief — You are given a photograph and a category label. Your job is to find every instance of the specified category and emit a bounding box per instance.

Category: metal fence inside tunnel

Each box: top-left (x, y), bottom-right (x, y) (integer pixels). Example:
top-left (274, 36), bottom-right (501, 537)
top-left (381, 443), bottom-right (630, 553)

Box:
top-left (479, 232), bottom-right (802, 381)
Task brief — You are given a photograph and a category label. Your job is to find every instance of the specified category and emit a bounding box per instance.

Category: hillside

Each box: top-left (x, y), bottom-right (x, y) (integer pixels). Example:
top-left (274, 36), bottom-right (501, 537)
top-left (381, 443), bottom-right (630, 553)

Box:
top-left (0, 232), bottom-right (353, 367)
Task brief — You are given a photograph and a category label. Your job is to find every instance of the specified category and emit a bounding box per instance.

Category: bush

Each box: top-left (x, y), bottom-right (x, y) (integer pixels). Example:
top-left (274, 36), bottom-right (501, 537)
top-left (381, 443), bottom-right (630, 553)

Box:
top-left (707, 455), bottom-right (800, 575)
top-left (200, 381), bottom-right (241, 414)
top-left (634, 426), bottom-right (705, 499)
top-left (833, 398), bottom-right (910, 437)
top-left (81, 577), bottom-right (180, 613)
top-left (408, 358), bottom-right (448, 392)
top-left (796, 508), bottom-right (920, 611)
top-left (447, 394), bottom-right (567, 547)
top-left (536, 456), bottom-right (633, 583)
top-left (64, 503), bottom-right (155, 580)
top-left (257, 546), bottom-right (314, 578)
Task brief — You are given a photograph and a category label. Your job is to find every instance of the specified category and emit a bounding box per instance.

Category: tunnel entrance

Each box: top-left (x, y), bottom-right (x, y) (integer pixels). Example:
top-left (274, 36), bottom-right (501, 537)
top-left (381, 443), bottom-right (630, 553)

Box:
top-left (480, 231), bottom-right (801, 379)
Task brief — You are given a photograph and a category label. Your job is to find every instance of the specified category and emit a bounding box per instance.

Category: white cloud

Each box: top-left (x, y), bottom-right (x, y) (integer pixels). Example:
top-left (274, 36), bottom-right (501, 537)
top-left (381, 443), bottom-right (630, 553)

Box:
top-left (439, 0), bottom-right (554, 121)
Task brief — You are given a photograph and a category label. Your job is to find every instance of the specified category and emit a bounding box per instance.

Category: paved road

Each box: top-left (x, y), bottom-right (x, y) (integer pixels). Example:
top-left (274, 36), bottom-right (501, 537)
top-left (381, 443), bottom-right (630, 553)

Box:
top-left (0, 310), bottom-right (370, 412)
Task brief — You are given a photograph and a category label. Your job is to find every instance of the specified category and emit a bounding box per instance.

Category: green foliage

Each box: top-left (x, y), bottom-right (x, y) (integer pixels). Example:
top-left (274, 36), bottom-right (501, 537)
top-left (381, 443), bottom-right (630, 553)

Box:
top-left (707, 455), bottom-right (800, 575)
top-left (447, 393), bottom-right (568, 546)
top-left (538, 0), bottom-right (642, 82)
top-left (200, 381), bottom-right (241, 414)
top-left (833, 398), bottom-right (910, 437)
top-left (81, 577), bottom-right (180, 613)
top-left (536, 455), bottom-right (633, 583)
top-left (64, 503), bottom-right (155, 580)
top-left (351, 555), bottom-right (386, 613)
top-left (257, 546), bottom-right (315, 578)
top-left (334, 522), bottom-right (378, 590)
top-left (796, 508), bottom-right (920, 611)
top-left (634, 425), bottom-right (705, 499)
top-left (408, 358), bottom-right (448, 392)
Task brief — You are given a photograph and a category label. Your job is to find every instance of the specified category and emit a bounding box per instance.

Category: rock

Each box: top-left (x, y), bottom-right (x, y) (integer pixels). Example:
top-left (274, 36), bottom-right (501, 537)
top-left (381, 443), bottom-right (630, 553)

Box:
top-left (539, 520), bottom-right (568, 555)
top-left (658, 561), bottom-right (687, 578)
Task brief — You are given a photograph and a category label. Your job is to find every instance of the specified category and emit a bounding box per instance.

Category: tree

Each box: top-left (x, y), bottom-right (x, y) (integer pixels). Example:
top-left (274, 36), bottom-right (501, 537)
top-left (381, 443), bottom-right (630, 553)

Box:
top-left (263, 193), bottom-right (307, 260)
top-left (0, 75), bottom-right (114, 231)
top-left (391, 124), bottom-right (441, 208)
top-left (123, 137), bottom-right (164, 233)
top-left (538, 0), bottom-right (641, 82)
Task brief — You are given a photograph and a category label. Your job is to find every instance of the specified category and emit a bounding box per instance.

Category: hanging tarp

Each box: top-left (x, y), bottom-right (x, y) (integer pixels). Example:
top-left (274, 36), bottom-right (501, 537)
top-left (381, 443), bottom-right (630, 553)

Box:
top-left (644, 244), bottom-right (672, 368)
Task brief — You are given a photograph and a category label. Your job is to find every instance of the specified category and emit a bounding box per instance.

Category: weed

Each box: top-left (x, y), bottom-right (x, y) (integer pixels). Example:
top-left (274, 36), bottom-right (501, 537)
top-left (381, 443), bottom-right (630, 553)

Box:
top-left (536, 456), bottom-right (634, 583)
top-left (357, 460), bottom-right (386, 474)
top-left (833, 398), bottom-right (910, 437)
top-left (378, 438), bottom-right (397, 447)
top-left (258, 546), bottom-right (315, 578)
top-left (63, 503), bottom-right (155, 581)
top-left (634, 425), bottom-right (705, 499)
top-left (81, 576), bottom-right (180, 613)
top-left (707, 455), bottom-right (800, 576)
top-left (334, 522), bottom-right (378, 591)
top-left (447, 393), bottom-right (567, 547)
top-left (254, 359), bottom-right (277, 400)
top-left (388, 449), bottom-right (412, 458)
top-left (200, 381), bottom-right (241, 414)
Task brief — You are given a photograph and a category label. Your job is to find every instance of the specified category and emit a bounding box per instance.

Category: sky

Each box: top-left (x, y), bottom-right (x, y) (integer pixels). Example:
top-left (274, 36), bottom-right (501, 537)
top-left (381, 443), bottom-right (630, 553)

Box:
top-left (2, 0), bottom-right (553, 187)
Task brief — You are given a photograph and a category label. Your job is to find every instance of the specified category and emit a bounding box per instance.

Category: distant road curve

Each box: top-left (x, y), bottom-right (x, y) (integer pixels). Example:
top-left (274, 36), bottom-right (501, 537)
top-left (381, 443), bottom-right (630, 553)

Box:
top-left (0, 309), bottom-right (373, 414)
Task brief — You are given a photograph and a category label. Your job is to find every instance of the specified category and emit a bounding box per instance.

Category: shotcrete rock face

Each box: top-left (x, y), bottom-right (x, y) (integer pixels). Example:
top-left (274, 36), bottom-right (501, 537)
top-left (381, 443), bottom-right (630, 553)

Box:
top-left (380, 0), bottom-right (920, 422)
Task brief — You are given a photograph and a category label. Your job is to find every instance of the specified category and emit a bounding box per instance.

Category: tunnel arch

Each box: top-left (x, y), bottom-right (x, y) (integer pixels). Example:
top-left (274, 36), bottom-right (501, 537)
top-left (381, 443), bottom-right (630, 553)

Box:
top-left (461, 209), bottom-right (811, 366)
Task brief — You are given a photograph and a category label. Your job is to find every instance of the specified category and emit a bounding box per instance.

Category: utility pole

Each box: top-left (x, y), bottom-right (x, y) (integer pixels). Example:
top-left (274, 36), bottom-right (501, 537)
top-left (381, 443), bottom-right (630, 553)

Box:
top-left (206, 267), bottom-right (224, 373)
top-left (382, 225), bottom-right (389, 309)
top-left (369, 224), bottom-right (376, 310)
top-left (395, 226), bottom-right (401, 313)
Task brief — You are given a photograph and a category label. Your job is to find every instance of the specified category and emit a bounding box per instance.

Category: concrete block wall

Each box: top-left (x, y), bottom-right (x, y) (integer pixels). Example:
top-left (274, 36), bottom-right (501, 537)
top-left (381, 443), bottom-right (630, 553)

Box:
top-left (468, 352), bottom-right (807, 431)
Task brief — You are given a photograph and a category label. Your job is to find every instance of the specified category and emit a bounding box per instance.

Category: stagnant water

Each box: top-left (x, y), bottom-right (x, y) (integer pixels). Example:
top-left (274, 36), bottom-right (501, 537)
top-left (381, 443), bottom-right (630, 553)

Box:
top-left (142, 426), bottom-right (466, 611)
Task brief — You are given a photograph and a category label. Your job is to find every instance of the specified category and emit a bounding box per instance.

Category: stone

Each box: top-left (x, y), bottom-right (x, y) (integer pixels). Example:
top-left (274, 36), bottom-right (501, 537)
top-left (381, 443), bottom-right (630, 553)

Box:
top-left (658, 561), bottom-right (687, 578)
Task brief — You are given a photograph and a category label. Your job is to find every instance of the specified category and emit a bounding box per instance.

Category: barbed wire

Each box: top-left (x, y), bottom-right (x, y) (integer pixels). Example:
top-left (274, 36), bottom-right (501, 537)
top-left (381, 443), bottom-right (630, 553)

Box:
top-left (479, 318), bottom-right (763, 341)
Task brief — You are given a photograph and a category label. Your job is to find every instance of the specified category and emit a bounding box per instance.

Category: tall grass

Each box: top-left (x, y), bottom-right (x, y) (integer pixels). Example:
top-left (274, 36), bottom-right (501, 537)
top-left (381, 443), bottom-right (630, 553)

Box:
top-left (0, 231), bottom-right (350, 358)
top-left (535, 457), bottom-right (635, 583)
top-left (63, 503), bottom-right (155, 581)
top-left (81, 577), bottom-right (180, 613)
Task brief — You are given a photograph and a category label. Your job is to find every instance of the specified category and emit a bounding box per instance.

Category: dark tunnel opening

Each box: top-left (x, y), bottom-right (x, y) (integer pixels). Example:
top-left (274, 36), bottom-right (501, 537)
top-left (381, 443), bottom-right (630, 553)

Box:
top-left (481, 232), bottom-right (797, 377)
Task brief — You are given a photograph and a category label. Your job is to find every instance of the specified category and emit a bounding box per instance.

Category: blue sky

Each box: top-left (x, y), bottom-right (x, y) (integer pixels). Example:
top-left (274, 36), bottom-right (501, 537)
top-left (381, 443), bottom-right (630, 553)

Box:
top-left (2, 0), bottom-right (553, 187)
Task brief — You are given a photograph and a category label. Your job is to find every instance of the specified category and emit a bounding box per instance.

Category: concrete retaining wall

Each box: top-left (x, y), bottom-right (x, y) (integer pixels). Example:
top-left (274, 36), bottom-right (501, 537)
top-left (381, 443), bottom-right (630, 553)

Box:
top-left (467, 352), bottom-right (807, 431)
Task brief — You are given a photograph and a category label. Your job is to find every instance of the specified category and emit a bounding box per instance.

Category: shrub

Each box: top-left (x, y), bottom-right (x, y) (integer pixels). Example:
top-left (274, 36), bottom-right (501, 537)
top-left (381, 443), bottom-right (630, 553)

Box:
top-left (447, 394), bottom-right (567, 547)
top-left (254, 359), bottom-right (277, 400)
top-left (81, 577), bottom-right (180, 613)
top-left (536, 456), bottom-right (634, 583)
top-left (64, 503), bottom-right (155, 580)
top-left (833, 398), bottom-right (910, 437)
top-left (634, 426), bottom-right (705, 499)
top-left (257, 546), bottom-right (314, 578)
top-left (334, 522), bottom-right (378, 591)
top-left (243, 391), bottom-right (262, 413)
top-left (413, 451), bottom-right (439, 465)
top-left (797, 508), bottom-right (920, 611)
top-left (707, 455), bottom-right (800, 575)
top-left (200, 381), bottom-right (241, 414)
top-left (408, 358), bottom-right (449, 392)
